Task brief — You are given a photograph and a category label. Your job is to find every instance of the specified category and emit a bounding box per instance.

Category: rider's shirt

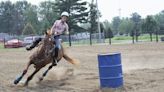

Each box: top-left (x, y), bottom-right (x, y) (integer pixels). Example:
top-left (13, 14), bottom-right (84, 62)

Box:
top-left (51, 20), bottom-right (69, 34)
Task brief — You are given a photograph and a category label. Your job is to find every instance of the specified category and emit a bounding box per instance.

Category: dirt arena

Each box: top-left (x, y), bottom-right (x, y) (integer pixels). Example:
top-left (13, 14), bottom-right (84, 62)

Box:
top-left (0, 42), bottom-right (164, 92)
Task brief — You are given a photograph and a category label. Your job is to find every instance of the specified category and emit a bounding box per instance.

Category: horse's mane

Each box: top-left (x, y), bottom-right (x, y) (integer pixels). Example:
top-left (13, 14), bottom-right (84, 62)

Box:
top-left (30, 30), bottom-right (53, 60)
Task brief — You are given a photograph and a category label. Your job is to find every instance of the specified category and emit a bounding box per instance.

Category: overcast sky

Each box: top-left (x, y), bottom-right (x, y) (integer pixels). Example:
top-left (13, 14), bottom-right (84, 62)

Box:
top-left (1, 0), bottom-right (164, 22)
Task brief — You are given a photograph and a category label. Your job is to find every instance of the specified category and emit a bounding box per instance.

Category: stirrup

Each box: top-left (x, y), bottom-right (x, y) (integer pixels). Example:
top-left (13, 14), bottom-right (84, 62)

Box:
top-left (53, 58), bottom-right (58, 66)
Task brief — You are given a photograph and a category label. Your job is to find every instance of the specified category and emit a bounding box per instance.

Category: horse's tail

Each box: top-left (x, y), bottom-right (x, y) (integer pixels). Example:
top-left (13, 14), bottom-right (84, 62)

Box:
top-left (63, 53), bottom-right (80, 66)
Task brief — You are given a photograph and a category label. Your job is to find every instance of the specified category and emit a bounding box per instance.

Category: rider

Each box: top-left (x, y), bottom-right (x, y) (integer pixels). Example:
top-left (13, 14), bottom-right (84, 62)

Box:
top-left (50, 11), bottom-right (69, 58)
top-left (26, 11), bottom-right (69, 58)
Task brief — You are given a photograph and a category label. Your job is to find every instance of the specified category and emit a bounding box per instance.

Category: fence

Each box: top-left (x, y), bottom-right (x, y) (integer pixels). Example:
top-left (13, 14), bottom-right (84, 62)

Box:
top-left (1, 32), bottom-right (164, 47)
top-left (63, 33), bottom-right (164, 46)
top-left (61, 32), bottom-right (105, 45)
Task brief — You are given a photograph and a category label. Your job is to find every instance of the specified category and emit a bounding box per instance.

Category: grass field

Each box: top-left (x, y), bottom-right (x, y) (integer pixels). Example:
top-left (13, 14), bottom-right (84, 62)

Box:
top-left (0, 43), bottom-right (3, 49)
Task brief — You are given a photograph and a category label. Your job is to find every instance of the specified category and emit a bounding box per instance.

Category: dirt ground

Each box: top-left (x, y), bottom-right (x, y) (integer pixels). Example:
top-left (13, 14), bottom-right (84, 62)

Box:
top-left (0, 42), bottom-right (164, 92)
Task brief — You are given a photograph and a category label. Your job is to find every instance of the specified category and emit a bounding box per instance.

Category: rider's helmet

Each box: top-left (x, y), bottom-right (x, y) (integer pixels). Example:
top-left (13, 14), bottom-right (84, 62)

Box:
top-left (61, 11), bottom-right (69, 17)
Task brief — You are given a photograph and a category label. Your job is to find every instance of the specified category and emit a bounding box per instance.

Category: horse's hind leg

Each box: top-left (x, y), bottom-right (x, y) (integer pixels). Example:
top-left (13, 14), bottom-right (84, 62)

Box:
top-left (14, 61), bottom-right (31, 85)
top-left (39, 62), bottom-right (56, 81)
top-left (24, 68), bottom-right (40, 86)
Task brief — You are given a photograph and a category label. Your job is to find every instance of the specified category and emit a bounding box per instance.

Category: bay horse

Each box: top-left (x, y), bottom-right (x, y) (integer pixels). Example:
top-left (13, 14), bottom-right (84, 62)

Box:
top-left (14, 30), bottom-right (79, 86)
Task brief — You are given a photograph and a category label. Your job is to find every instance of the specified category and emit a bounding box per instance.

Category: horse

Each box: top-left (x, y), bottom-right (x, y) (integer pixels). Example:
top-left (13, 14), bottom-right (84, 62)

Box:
top-left (14, 30), bottom-right (79, 86)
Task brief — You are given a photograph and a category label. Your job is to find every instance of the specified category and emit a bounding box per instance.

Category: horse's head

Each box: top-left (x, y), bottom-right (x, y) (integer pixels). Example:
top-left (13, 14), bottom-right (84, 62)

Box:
top-left (42, 29), bottom-right (54, 48)
top-left (43, 29), bottom-right (53, 42)
top-left (45, 29), bottom-right (52, 36)
top-left (37, 29), bottom-right (54, 55)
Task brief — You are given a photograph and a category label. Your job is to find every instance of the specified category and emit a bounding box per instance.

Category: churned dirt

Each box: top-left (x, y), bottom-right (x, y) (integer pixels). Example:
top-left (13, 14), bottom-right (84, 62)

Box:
top-left (0, 42), bottom-right (164, 92)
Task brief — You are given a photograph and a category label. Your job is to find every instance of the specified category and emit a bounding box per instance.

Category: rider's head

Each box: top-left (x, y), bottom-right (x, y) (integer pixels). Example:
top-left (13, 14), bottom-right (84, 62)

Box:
top-left (61, 11), bottom-right (69, 22)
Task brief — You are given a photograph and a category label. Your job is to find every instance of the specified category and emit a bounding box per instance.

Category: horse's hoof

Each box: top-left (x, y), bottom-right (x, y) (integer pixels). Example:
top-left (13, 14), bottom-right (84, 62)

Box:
top-left (14, 76), bottom-right (23, 85)
top-left (14, 79), bottom-right (19, 85)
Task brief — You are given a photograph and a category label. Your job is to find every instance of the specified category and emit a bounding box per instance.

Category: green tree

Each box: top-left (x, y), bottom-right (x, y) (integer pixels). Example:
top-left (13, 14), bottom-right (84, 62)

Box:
top-left (100, 23), bottom-right (105, 33)
top-left (12, 1), bottom-right (30, 35)
top-left (118, 18), bottom-right (134, 35)
top-left (89, 1), bottom-right (98, 33)
top-left (0, 1), bottom-right (39, 35)
top-left (103, 20), bottom-right (113, 45)
top-left (89, 1), bottom-right (98, 45)
top-left (38, 1), bottom-right (59, 33)
top-left (22, 23), bottom-right (36, 35)
top-left (130, 12), bottom-right (141, 43)
top-left (0, 1), bottom-right (14, 33)
top-left (111, 16), bottom-right (121, 35)
top-left (142, 15), bottom-right (159, 42)
top-left (155, 10), bottom-right (164, 34)
top-left (108, 27), bottom-right (113, 45)
top-left (23, 5), bottom-right (39, 34)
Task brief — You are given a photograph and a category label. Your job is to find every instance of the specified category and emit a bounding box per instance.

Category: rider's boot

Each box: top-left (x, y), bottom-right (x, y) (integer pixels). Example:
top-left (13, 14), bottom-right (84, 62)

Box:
top-left (54, 47), bottom-right (59, 58)
top-left (53, 47), bottom-right (59, 66)
top-left (50, 47), bottom-right (59, 57)
top-left (50, 47), bottom-right (59, 66)
top-left (26, 38), bottom-right (42, 51)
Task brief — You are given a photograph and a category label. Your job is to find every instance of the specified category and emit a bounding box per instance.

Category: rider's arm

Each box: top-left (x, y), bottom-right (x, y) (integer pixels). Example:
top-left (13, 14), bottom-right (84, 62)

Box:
top-left (65, 23), bottom-right (69, 35)
top-left (51, 21), bottom-right (58, 35)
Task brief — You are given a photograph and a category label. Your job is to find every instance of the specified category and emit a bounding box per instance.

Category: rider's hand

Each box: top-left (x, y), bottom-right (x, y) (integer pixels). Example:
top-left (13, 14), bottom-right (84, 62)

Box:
top-left (54, 32), bottom-right (57, 35)
top-left (65, 31), bottom-right (69, 35)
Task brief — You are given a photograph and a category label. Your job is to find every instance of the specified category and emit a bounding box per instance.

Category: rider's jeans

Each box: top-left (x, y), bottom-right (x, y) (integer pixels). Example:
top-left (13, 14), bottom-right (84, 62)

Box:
top-left (54, 35), bottom-right (61, 49)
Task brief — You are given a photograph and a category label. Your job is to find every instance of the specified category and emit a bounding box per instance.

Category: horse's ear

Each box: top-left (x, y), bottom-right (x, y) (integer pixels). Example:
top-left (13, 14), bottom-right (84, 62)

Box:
top-left (45, 31), bottom-right (48, 35)
top-left (47, 29), bottom-right (52, 35)
top-left (45, 28), bottom-right (51, 35)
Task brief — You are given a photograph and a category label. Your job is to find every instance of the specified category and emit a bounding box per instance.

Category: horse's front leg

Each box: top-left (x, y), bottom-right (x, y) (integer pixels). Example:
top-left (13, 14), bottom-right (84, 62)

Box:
top-left (39, 61), bottom-right (57, 81)
top-left (14, 61), bottom-right (31, 85)
top-left (24, 68), bottom-right (40, 86)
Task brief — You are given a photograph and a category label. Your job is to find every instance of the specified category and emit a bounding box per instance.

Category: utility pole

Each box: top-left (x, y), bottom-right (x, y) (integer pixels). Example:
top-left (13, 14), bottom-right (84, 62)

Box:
top-left (96, 0), bottom-right (101, 43)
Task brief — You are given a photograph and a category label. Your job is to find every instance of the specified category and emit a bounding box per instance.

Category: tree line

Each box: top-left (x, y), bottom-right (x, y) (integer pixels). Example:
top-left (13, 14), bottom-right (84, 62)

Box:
top-left (0, 0), bottom-right (164, 45)
top-left (0, 0), bottom-right (91, 36)
top-left (105, 11), bottom-right (164, 43)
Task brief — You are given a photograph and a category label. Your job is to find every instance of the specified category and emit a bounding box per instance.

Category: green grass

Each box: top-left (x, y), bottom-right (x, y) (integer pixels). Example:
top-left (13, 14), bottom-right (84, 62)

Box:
top-left (112, 36), bottom-right (132, 40)
top-left (0, 43), bottom-right (4, 49)
top-left (111, 35), bottom-right (153, 41)
top-left (108, 34), bottom-right (164, 42)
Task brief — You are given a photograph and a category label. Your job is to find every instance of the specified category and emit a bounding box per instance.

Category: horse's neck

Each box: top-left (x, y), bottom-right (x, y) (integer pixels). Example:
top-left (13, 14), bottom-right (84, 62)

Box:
top-left (39, 41), bottom-right (53, 52)
top-left (36, 42), bottom-right (47, 56)
top-left (38, 42), bottom-right (45, 50)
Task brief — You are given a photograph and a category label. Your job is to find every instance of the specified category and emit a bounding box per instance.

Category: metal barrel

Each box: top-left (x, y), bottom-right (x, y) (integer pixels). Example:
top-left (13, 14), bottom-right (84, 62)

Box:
top-left (98, 53), bottom-right (123, 88)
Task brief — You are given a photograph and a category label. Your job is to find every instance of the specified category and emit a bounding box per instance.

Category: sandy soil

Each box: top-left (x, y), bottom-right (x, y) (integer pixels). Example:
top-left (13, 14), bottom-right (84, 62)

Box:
top-left (0, 42), bottom-right (164, 92)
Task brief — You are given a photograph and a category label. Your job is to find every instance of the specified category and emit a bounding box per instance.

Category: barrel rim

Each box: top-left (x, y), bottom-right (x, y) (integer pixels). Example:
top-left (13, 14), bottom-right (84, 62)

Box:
top-left (98, 52), bottom-right (121, 56)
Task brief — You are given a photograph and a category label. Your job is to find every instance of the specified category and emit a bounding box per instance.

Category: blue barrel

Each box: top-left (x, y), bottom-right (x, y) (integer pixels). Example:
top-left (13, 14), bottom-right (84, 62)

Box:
top-left (98, 53), bottom-right (123, 88)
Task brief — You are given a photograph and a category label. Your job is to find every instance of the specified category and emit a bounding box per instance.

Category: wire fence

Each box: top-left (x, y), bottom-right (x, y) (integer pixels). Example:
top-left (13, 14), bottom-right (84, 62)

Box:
top-left (61, 32), bottom-right (105, 45)
top-left (1, 32), bottom-right (164, 47)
